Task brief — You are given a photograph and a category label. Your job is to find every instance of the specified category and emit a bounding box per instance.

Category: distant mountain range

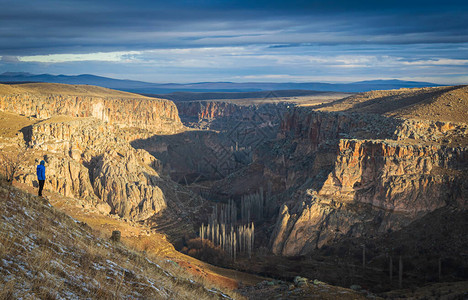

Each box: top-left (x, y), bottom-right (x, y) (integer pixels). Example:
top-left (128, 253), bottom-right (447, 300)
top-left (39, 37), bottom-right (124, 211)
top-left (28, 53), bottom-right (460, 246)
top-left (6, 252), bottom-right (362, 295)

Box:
top-left (0, 72), bottom-right (441, 94)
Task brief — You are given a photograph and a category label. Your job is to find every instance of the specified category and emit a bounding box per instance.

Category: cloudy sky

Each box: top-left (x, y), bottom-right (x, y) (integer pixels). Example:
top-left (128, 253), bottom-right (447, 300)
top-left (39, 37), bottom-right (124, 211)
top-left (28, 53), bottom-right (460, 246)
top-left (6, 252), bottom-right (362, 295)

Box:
top-left (0, 0), bottom-right (467, 84)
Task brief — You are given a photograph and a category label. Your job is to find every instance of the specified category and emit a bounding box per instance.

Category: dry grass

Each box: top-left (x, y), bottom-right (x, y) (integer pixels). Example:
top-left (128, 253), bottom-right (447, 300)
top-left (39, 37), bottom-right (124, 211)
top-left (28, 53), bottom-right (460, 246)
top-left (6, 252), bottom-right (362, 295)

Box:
top-left (37, 115), bottom-right (86, 124)
top-left (44, 190), bottom-right (254, 292)
top-left (0, 82), bottom-right (158, 100)
top-left (0, 111), bottom-right (36, 138)
top-left (25, 180), bottom-right (264, 291)
top-left (196, 93), bottom-right (352, 106)
top-left (0, 183), bottom-right (242, 299)
top-left (318, 85), bottom-right (468, 123)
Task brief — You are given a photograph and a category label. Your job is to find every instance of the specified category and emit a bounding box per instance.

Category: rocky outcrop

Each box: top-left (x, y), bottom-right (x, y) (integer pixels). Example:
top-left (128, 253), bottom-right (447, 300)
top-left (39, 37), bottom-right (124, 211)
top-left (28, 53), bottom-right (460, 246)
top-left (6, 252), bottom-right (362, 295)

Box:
top-left (16, 114), bottom-right (169, 220)
top-left (279, 109), bottom-right (468, 147)
top-left (92, 149), bottom-right (166, 221)
top-left (27, 117), bottom-right (114, 160)
top-left (271, 192), bottom-right (364, 256)
top-left (176, 101), bottom-right (241, 120)
top-left (0, 93), bottom-right (183, 133)
top-left (175, 101), bottom-right (287, 131)
top-left (269, 108), bottom-right (468, 256)
top-left (319, 139), bottom-right (467, 212)
top-left (395, 118), bottom-right (468, 144)
top-left (279, 110), bottom-right (398, 152)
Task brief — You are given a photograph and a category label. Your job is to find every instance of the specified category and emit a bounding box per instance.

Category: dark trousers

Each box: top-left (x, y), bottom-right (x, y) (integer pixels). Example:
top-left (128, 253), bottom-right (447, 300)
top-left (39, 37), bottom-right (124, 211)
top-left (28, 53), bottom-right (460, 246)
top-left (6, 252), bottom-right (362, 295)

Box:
top-left (38, 180), bottom-right (45, 196)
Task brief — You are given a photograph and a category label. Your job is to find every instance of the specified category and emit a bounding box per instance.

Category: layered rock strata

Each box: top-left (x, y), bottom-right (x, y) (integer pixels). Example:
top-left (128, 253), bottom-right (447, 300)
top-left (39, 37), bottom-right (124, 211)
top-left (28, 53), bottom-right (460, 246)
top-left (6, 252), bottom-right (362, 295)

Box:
top-left (269, 108), bottom-right (467, 256)
top-left (0, 84), bottom-right (189, 221)
top-left (175, 101), bottom-right (288, 131)
top-left (176, 101), bottom-right (241, 120)
top-left (0, 91), bottom-right (183, 133)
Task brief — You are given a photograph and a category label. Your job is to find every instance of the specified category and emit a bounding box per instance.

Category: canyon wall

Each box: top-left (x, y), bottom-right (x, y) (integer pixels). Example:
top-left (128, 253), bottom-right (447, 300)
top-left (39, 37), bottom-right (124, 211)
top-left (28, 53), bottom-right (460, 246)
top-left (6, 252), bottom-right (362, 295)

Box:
top-left (176, 101), bottom-right (241, 120)
top-left (0, 93), bottom-right (183, 133)
top-left (175, 101), bottom-right (287, 131)
top-left (319, 139), bottom-right (466, 212)
top-left (135, 101), bottom-right (290, 183)
top-left (0, 84), bottom-right (193, 221)
top-left (269, 108), bottom-right (467, 256)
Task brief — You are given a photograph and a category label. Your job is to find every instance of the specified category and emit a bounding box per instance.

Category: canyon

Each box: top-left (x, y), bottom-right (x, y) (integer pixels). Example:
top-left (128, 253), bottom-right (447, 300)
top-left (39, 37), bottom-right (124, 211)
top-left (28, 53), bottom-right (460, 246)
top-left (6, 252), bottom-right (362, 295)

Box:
top-left (0, 82), bottom-right (466, 295)
top-left (143, 85), bottom-right (468, 291)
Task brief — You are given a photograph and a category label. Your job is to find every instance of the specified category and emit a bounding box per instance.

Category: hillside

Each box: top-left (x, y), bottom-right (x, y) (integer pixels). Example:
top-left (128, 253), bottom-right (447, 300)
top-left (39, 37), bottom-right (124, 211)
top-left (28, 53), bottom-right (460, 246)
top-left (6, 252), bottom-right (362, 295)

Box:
top-left (318, 85), bottom-right (468, 123)
top-left (0, 183), bottom-right (234, 299)
top-left (0, 72), bottom-right (440, 94)
top-left (0, 82), bottom-right (158, 99)
top-left (0, 81), bottom-right (465, 298)
top-left (0, 180), bottom-right (370, 299)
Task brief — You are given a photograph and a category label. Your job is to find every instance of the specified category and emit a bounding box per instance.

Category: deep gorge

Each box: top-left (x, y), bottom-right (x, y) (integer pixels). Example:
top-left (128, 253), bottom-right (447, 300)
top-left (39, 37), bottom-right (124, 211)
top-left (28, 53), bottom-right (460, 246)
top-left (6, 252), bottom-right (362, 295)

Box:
top-left (1, 84), bottom-right (467, 293)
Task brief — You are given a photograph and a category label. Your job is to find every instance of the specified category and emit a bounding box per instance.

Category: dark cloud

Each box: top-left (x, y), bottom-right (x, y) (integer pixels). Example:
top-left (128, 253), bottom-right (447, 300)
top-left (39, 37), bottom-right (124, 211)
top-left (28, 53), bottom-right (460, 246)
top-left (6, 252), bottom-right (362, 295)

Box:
top-left (0, 0), bottom-right (466, 55)
top-left (0, 55), bottom-right (19, 62)
top-left (0, 0), bottom-right (466, 84)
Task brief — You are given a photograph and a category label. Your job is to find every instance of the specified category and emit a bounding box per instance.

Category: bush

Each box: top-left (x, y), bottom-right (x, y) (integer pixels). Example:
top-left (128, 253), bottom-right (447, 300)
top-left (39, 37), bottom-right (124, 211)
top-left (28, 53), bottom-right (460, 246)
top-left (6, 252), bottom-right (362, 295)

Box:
top-left (0, 145), bottom-right (28, 185)
top-left (183, 238), bottom-right (231, 266)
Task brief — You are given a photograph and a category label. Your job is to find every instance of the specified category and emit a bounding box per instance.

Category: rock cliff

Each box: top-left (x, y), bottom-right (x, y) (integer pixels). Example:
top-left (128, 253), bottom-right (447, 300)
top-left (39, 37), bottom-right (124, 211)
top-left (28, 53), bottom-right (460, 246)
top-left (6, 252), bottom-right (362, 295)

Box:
top-left (14, 115), bottom-right (169, 220)
top-left (0, 83), bottom-right (196, 222)
top-left (269, 107), bottom-right (467, 256)
top-left (176, 101), bottom-right (241, 120)
top-left (175, 100), bottom-right (287, 131)
top-left (0, 83), bottom-right (183, 133)
top-left (92, 149), bottom-right (166, 220)
top-left (319, 139), bottom-right (466, 212)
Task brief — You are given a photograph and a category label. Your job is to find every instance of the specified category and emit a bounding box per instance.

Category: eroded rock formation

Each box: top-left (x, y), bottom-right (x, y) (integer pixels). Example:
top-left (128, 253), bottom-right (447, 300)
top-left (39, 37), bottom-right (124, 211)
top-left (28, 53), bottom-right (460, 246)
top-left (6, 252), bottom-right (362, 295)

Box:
top-left (0, 84), bottom-right (183, 133)
top-left (11, 115), bottom-right (168, 220)
top-left (175, 100), bottom-right (287, 131)
top-left (269, 108), bottom-right (467, 255)
top-left (92, 149), bottom-right (166, 220)
top-left (0, 83), bottom-right (192, 221)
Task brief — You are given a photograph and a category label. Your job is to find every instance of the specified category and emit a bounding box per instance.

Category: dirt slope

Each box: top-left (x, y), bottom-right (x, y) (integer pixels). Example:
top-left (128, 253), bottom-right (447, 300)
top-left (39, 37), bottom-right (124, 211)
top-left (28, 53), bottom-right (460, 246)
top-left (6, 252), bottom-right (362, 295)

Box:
top-left (318, 85), bottom-right (468, 123)
top-left (0, 183), bottom-right (236, 299)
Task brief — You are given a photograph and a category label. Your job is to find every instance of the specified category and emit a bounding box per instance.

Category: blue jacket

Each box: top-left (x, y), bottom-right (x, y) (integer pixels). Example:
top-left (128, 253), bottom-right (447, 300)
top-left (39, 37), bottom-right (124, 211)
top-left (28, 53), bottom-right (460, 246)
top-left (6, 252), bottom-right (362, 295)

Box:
top-left (37, 164), bottom-right (46, 180)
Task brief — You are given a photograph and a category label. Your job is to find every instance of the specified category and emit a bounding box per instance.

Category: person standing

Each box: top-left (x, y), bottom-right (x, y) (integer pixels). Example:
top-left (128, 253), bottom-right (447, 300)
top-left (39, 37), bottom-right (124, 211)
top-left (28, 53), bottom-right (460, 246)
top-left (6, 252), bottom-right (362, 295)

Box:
top-left (36, 160), bottom-right (46, 197)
